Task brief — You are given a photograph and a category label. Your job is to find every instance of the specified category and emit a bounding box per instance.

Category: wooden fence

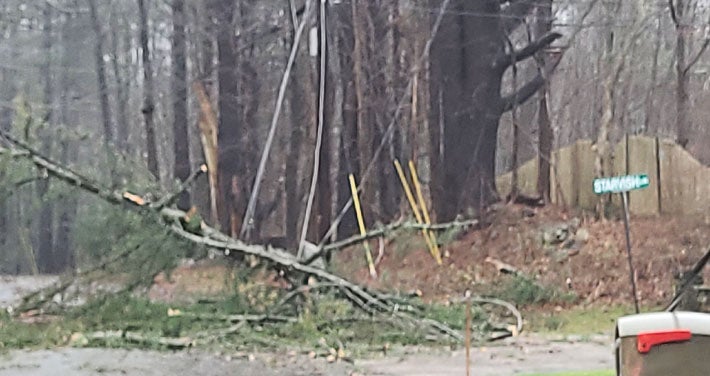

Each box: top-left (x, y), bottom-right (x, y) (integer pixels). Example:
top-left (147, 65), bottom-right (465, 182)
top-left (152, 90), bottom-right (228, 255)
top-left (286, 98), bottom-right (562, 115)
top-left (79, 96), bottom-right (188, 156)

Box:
top-left (496, 135), bottom-right (710, 216)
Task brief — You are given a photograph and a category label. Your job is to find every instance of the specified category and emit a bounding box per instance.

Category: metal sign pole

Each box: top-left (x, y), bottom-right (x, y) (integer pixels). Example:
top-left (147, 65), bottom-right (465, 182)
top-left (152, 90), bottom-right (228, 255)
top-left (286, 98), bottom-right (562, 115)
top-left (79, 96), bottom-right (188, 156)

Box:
top-left (620, 191), bottom-right (640, 314)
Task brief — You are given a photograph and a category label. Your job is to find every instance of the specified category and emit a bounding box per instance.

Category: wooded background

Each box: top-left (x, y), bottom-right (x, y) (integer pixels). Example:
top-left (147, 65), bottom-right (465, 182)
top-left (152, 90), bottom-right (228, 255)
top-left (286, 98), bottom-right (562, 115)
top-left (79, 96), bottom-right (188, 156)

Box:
top-left (0, 0), bottom-right (708, 275)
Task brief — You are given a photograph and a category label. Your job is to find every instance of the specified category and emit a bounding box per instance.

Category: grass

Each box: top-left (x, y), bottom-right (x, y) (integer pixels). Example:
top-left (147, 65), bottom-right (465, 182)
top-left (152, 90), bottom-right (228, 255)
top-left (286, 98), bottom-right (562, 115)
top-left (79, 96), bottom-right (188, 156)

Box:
top-left (526, 307), bottom-right (619, 335)
top-left (526, 304), bottom-right (660, 335)
top-left (495, 275), bottom-right (578, 307)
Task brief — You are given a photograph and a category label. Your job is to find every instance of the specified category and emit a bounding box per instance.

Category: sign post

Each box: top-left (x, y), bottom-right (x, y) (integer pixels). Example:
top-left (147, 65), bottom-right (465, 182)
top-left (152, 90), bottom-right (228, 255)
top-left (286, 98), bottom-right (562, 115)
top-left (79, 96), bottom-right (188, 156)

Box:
top-left (593, 174), bottom-right (650, 314)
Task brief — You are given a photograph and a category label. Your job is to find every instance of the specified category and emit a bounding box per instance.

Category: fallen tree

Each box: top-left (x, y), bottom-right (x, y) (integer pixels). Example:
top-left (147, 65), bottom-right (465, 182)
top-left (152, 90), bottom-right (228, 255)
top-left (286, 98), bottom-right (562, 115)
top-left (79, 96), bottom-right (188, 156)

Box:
top-left (0, 131), bottom-right (471, 342)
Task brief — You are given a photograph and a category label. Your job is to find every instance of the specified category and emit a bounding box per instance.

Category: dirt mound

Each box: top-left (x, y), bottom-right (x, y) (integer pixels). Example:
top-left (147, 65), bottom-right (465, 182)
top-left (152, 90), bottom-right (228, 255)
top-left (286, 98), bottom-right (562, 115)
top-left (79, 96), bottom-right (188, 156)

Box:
top-left (334, 204), bottom-right (710, 307)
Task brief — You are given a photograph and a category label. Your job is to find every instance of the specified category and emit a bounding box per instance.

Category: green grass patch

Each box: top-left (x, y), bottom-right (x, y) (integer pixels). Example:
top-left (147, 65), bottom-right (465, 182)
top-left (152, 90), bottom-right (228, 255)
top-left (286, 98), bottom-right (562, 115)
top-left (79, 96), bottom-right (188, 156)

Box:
top-left (526, 305), bottom-right (643, 335)
top-left (496, 275), bottom-right (577, 306)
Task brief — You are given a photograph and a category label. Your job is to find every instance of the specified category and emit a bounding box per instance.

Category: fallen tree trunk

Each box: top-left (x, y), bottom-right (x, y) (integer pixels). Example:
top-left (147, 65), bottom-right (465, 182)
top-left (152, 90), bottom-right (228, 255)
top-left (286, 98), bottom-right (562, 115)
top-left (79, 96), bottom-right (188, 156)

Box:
top-left (0, 132), bottom-right (462, 341)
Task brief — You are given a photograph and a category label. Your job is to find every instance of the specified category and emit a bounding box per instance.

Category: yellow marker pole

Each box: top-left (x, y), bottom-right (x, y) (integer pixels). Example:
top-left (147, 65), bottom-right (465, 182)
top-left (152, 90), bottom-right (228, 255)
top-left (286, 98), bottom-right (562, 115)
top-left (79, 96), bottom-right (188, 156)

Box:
top-left (465, 291), bottom-right (472, 376)
top-left (393, 160), bottom-right (438, 264)
top-left (349, 174), bottom-right (377, 278)
top-left (408, 160), bottom-right (442, 264)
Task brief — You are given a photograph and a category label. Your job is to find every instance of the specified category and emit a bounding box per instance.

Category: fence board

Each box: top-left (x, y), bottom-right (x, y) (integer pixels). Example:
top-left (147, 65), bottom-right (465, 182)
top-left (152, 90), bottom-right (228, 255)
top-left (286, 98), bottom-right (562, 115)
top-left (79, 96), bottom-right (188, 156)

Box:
top-left (551, 143), bottom-right (577, 208)
top-left (576, 140), bottom-right (596, 210)
top-left (627, 135), bottom-right (659, 215)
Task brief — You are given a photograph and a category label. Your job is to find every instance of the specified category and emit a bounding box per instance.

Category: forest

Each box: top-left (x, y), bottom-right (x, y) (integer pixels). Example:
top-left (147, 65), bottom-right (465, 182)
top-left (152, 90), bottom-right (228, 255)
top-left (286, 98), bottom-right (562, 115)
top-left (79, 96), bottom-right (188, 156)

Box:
top-left (0, 0), bottom-right (707, 275)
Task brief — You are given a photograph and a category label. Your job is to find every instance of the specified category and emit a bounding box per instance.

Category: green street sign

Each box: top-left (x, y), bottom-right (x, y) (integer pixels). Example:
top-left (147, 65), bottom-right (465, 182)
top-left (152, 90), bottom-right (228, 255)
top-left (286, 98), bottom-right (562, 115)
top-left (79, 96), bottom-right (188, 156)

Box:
top-left (593, 174), bottom-right (650, 194)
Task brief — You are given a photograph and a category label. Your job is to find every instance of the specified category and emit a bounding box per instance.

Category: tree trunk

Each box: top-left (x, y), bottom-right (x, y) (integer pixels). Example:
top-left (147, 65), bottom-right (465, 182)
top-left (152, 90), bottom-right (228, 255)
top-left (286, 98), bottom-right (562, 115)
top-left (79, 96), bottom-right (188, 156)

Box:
top-left (138, 0), bottom-right (160, 180)
top-left (429, 0), bottom-right (555, 220)
top-left (55, 20), bottom-right (78, 272)
top-left (214, 0), bottom-right (244, 237)
top-left (673, 0), bottom-right (690, 147)
top-left (36, 4), bottom-right (55, 273)
top-left (351, 0), bottom-right (376, 220)
top-left (285, 10), bottom-right (310, 247)
top-left (645, 12), bottom-right (663, 134)
top-left (371, 1), bottom-right (399, 221)
top-left (336, 3), bottom-right (359, 237)
top-left (171, 0), bottom-right (191, 210)
top-left (429, 1), bottom-right (506, 220)
top-left (535, 0), bottom-right (553, 202)
top-left (237, 30), bottom-right (260, 240)
top-left (0, 25), bottom-right (17, 256)
top-left (308, 1), bottom-right (334, 243)
top-left (88, 0), bottom-right (114, 150)
top-left (109, 7), bottom-right (130, 155)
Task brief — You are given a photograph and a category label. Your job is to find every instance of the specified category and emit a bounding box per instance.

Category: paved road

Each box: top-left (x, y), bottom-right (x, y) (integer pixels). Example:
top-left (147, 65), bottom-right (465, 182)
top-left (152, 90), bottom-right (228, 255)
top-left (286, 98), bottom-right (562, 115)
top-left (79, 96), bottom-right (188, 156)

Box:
top-left (0, 348), bottom-right (354, 376)
top-left (0, 337), bottom-right (614, 376)
top-left (359, 336), bottom-right (614, 375)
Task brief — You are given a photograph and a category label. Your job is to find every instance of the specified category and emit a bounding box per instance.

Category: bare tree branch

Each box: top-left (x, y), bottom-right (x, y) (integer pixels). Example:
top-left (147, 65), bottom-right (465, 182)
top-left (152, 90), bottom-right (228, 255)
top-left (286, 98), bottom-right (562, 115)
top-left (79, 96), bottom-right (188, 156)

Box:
top-left (668, 0), bottom-right (680, 28)
top-left (302, 218), bottom-right (480, 266)
top-left (493, 32), bottom-right (562, 71)
top-left (683, 37), bottom-right (710, 75)
top-left (500, 52), bottom-right (562, 113)
top-left (151, 164), bottom-right (207, 209)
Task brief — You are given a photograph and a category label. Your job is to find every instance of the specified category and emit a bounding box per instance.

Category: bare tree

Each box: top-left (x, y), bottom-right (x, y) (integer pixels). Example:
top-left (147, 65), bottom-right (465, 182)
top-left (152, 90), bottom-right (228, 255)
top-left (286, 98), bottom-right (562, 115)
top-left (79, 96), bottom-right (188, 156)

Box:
top-left (109, 5), bottom-right (130, 155)
top-left (87, 0), bottom-right (114, 150)
top-left (36, 3), bottom-right (55, 273)
top-left (428, 0), bottom-right (562, 220)
top-left (214, 0), bottom-right (244, 236)
top-left (171, 0), bottom-right (190, 209)
top-left (535, 0), bottom-right (553, 203)
top-left (669, 0), bottom-right (710, 148)
top-left (138, 0), bottom-right (160, 180)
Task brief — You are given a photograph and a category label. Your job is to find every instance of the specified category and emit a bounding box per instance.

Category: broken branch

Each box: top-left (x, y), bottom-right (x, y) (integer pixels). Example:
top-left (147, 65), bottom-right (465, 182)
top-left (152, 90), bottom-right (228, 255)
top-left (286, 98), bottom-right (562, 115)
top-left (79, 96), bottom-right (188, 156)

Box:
top-left (150, 164), bottom-right (207, 209)
top-left (301, 218), bottom-right (479, 266)
top-left (0, 133), bottom-right (463, 341)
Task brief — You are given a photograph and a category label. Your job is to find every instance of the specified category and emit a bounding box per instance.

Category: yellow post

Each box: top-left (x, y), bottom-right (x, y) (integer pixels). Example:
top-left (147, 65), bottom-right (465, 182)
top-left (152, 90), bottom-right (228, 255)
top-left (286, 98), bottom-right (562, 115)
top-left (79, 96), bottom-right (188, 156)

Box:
top-left (349, 174), bottom-right (377, 278)
top-left (393, 160), bottom-right (440, 264)
top-left (408, 160), bottom-right (441, 264)
top-left (465, 291), bottom-right (472, 376)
